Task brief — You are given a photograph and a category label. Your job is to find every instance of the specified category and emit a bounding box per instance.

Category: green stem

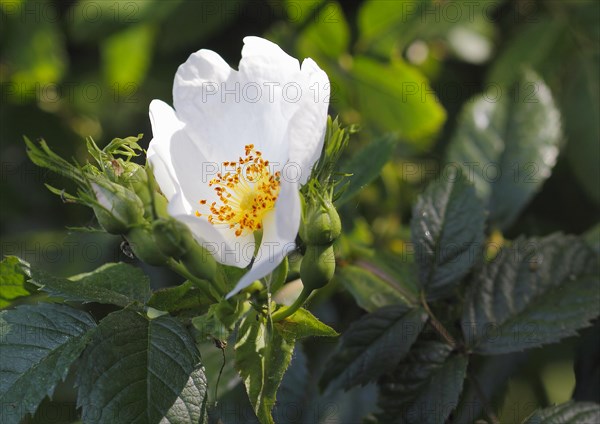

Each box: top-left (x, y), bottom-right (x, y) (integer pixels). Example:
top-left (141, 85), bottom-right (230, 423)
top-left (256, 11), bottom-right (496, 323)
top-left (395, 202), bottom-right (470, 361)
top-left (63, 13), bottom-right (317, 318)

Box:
top-left (271, 287), bottom-right (313, 322)
top-left (166, 258), bottom-right (218, 302)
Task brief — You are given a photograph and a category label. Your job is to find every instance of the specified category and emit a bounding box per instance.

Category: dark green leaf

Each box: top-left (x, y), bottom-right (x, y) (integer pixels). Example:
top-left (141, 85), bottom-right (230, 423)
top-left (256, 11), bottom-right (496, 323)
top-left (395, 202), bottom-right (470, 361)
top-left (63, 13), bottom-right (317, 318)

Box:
top-left (27, 262), bottom-right (151, 308)
top-left (523, 400), bottom-right (600, 424)
top-left (274, 308), bottom-right (338, 340)
top-left (0, 257), bottom-right (31, 308)
top-left (410, 170), bottom-right (485, 299)
top-left (447, 71), bottom-right (562, 229)
top-left (336, 134), bottom-right (396, 206)
top-left (377, 340), bottom-right (468, 424)
top-left (487, 19), bottom-right (567, 87)
top-left (462, 233), bottom-right (600, 354)
top-left (0, 304), bottom-right (96, 424)
top-left (564, 51), bottom-right (600, 205)
top-left (235, 310), bottom-right (294, 424)
top-left (321, 306), bottom-right (426, 391)
top-left (76, 309), bottom-right (208, 424)
top-left (453, 352), bottom-right (529, 424)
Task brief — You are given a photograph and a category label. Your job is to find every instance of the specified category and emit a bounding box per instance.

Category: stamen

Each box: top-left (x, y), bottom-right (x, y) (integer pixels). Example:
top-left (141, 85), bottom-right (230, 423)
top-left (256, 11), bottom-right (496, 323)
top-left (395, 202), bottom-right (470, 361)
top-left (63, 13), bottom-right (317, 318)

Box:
top-left (196, 144), bottom-right (280, 237)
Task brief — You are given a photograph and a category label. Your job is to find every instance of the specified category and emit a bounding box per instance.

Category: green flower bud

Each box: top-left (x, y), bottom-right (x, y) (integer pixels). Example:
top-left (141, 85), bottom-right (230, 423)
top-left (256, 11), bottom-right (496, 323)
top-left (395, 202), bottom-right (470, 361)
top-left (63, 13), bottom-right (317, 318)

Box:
top-left (179, 232), bottom-right (218, 283)
top-left (128, 165), bottom-right (153, 218)
top-left (300, 198), bottom-right (341, 246)
top-left (152, 218), bottom-right (189, 259)
top-left (125, 226), bottom-right (168, 265)
top-left (300, 245), bottom-right (336, 291)
top-left (91, 181), bottom-right (144, 234)
top-left (153, 192), bottom-right (169, 219)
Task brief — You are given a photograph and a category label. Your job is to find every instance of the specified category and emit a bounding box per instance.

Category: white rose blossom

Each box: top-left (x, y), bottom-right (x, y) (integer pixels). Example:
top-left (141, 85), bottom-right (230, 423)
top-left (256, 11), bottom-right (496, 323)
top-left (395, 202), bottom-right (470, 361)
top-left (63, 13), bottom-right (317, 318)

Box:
top-left (147, 36), bottom-right (330, 297)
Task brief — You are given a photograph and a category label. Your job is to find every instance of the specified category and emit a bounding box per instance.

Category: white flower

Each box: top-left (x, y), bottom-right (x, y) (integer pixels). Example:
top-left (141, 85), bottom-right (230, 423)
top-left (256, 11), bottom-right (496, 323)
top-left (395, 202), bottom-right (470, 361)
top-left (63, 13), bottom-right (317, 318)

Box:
top-left (147, 36), bottom-right (329, 297)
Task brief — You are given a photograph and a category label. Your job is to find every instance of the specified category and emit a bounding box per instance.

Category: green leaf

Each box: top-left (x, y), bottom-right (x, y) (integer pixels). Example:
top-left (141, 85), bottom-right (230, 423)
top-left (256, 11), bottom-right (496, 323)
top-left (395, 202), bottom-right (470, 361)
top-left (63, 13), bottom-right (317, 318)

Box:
top-left (2, 1), bottom-right (66, 94)
top-left (76, 309), bottom-right (208, 424)
top-left (523, 401), bottom-right (600, 424)
top-left (351, 57), bottom-right (446, 145)
top-left (148, 280), bottom-right (212, 313)
top-left (235, 310), bottom-right (295, 424)
top-left (563, 50), bottom-right (600, 205)
top-left (336, 262), bottom-right (417, 312)
top-left (0, 257), bottom-right (31, 308)
top-left (462, 233), bottom-right (600, 355)
top-left (487, 19), bottom-right (567, 87)
top-left (27, 262), bottom-right (151, 308)
top-left (68, 0), bottom-right (177, 42)
top-left (296, 1), bottom-right (350, 60)
top-left (446, 71), bottom-right (562, 229)
top-left (410, 170), bottom-right (485, 299)
top-left (377, 340), bottom-right (468, 424)
top-left (453, 352), bottom-right (528, 424)
top-left (336, 134), bottom-right (396, 206)
top-left (321, 306), bottom-right (426, 391)
top-left (101, 24), bottom-right (155, 88)
top-left (0, 304), bottom-right (96, 424)
top-left (274, 308), bottom-right (338, 340)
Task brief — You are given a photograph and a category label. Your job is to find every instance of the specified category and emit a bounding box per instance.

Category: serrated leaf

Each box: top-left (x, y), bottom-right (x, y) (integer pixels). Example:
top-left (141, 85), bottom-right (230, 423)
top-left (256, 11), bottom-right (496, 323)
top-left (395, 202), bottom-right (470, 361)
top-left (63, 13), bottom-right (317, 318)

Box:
top-left (321, 306), bottom-right (427, 391)
top-left (0, 304), bottom-right (96, 424)
top-left (76, 309), bottom-right (208, 424)
top-left (462, 233), bottom-right (600, 354)
top-left (26, 262), bottom-right (151, 308)
top-left (377, 340), bottom-right (468, 424)
top-left (274, 308), bottom-right (338, 340)
top-left (235, 310), bottom-right (295, 424)
top-left (336, 134), bottom-right (396, 206)
top-left (523, 400), bottom-right (600, 424)
top-left (446, 71), bottom-right (562, 229)
top-left (0, 257), bottom-right (31, 308)
top-left (411, 170), bottom-right (485, 299)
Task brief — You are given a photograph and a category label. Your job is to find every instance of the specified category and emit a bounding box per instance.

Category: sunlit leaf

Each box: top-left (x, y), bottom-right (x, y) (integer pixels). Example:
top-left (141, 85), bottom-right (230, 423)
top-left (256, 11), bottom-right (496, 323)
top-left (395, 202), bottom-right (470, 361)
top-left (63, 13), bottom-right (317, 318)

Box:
top-left (447, 71), bottom-right (562, 229)
top-left (0, 257), bottom-right (30, 308)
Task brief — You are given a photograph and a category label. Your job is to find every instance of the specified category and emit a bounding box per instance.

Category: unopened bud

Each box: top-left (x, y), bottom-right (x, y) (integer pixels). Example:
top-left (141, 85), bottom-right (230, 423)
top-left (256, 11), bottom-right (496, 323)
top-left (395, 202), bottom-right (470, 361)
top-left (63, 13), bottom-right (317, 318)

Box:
top-left (125, 226), bottom-right (168, 266)
top-left (178, 230), bottom-right (218, 283)
top-left (91, 181), bottom-right (144, 234)
top-left (300, 198), bottom-right (341, 246)
top-left (300, 245), bottom-right (336, 291)
top-left (128, 165), bottom-right (153, 218)
top-left (152, 218), bottom-right (189, 259)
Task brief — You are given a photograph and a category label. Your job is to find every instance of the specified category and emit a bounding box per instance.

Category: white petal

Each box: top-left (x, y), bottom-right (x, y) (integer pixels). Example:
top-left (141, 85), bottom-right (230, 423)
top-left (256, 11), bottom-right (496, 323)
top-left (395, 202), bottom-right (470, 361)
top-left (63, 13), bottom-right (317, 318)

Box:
top-left (147, 100), bottom-right (184, 200)
top-left (172, 213), bottom-right (254, 268)
top-left (171, 37), bottom-right (326, 167)
top-left (286, 58), bottom-right (330, 185)
top-left (226, 180), bottom-right (301, 298)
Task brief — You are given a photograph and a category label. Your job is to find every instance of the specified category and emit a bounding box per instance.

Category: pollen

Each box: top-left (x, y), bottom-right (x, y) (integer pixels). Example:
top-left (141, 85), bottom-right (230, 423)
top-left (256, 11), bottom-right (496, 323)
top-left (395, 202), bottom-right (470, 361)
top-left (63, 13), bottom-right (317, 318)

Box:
top-left (196, 144), bottom-right (280, 237)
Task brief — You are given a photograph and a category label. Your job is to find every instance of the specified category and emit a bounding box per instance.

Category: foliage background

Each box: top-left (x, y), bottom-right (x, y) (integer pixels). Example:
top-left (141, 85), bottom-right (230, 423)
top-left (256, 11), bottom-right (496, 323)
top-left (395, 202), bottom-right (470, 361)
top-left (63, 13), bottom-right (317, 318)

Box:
top-left (0, 0), bottom-right (598, 423)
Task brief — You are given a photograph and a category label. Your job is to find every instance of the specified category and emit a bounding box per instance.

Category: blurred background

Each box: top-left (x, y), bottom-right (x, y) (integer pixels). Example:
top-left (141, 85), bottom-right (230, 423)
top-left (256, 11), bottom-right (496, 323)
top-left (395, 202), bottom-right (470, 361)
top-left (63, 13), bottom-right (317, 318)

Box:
top-left (1, 0), bottom-right (598, 423)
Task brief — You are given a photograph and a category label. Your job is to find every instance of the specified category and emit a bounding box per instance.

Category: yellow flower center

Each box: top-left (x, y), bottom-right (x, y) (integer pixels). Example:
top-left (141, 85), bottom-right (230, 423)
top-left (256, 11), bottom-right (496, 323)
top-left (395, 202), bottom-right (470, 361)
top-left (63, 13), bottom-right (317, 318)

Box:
top-left (196, 144), bottom-right (281, 237)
